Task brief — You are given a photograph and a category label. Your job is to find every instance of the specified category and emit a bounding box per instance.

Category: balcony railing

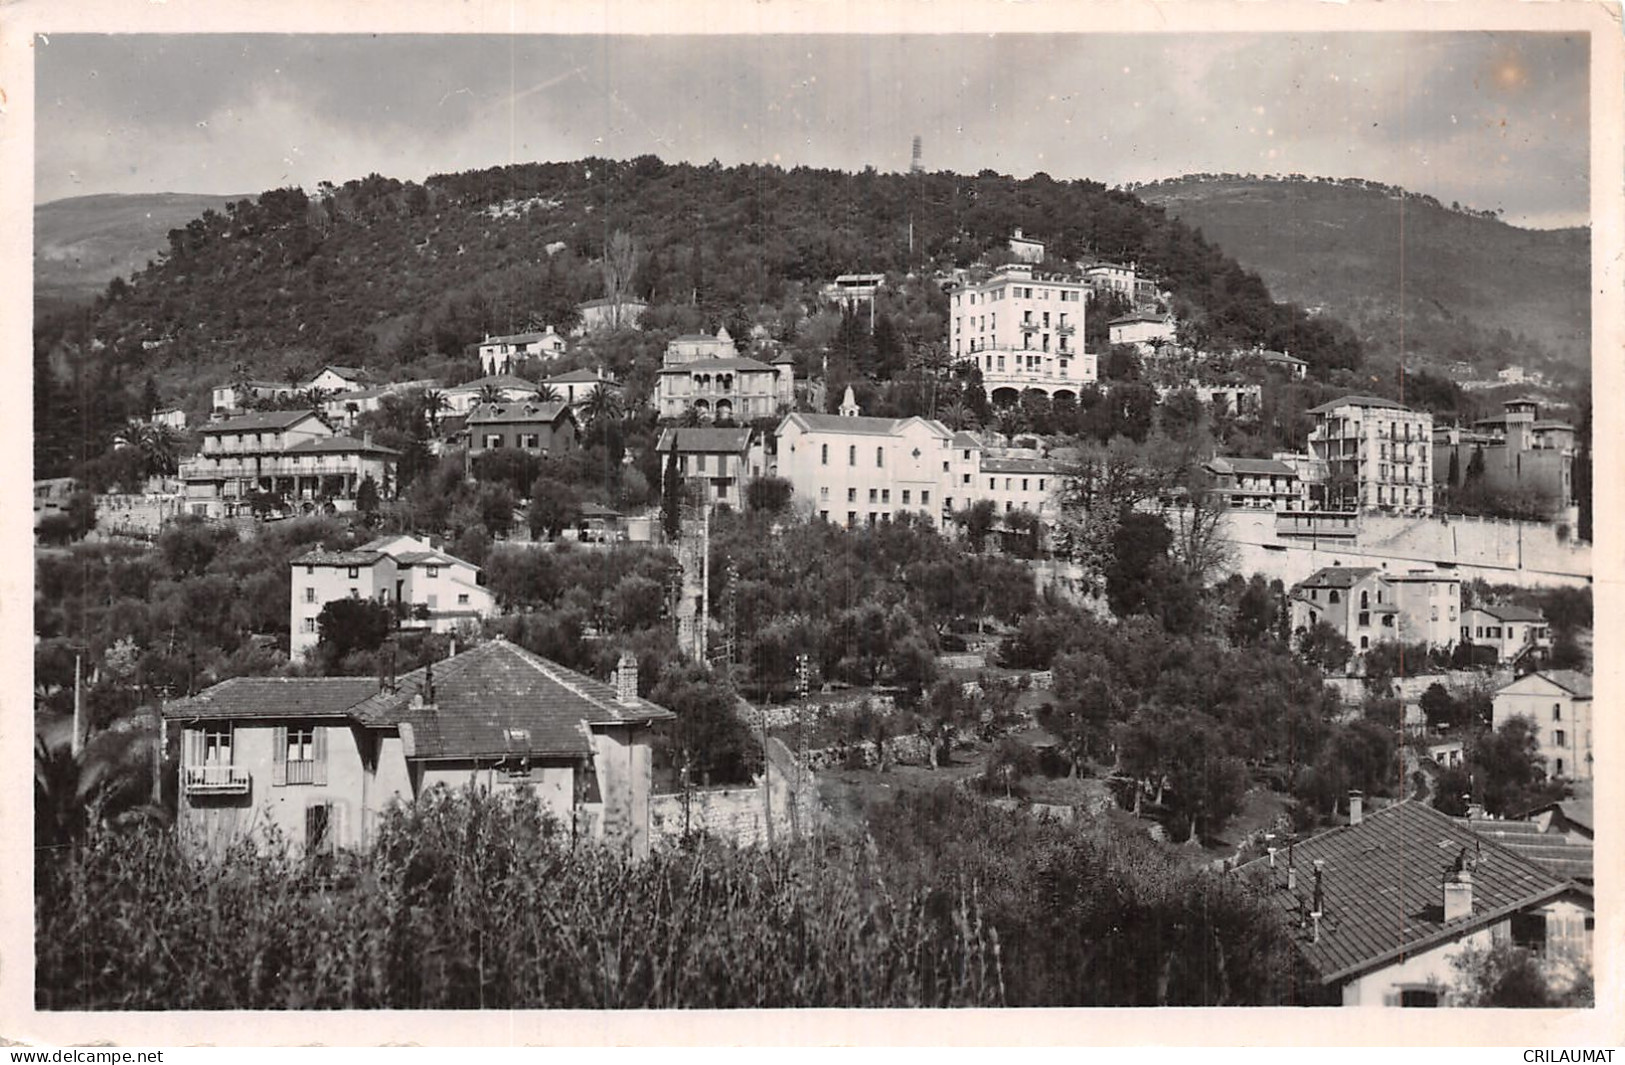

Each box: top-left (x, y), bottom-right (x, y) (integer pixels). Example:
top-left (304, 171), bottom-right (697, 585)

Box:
top-left (1019, 321), bottom-right (1040, 333)
top-left (1055, 323), bottom-right (1075, 335)
top-left (183, 765), bottom-right (251, 795)
top-left (285, 759), bottom-right (318, 786)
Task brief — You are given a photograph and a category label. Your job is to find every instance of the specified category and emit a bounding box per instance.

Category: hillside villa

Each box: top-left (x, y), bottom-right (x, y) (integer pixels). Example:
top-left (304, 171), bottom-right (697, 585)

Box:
top-left (163, 639), bottom-right (674, 860)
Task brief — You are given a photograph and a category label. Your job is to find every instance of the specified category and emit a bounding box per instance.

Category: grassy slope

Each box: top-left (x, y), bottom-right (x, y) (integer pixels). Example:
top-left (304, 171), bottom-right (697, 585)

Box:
top-left (34, 192), bottom-right (245, 305)
top-left (1139, 177), bottom-right (1590, 383)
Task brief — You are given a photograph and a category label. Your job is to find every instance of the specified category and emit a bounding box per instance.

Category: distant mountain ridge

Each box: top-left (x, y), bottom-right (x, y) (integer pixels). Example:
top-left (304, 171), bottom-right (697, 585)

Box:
top-left (35, 192), bottom-right (246, 308)
top-left (1134, 175), bottom-right (1589, 387)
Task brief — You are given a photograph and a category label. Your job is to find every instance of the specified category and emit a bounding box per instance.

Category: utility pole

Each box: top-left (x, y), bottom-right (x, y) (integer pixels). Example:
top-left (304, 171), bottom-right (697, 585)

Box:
top-left (71, 652), bottom-right (83, 758)
top-left (699, 503), bottom-right (711, 663)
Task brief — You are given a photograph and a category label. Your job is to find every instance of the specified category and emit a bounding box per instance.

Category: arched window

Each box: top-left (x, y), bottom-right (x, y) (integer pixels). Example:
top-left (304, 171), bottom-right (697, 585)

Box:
top-left (1360, 590), bottom-right (1370, 610)
top-left (1328, 590), bottom-right (1341, 604)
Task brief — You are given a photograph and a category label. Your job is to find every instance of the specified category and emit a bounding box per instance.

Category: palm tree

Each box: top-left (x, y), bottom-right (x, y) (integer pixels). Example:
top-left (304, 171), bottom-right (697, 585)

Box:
top-left (141, 424), bottom-right (181, 479)
top-left (940, 399), bottom-right (975, 432)
top-left (534, 383), bottom-right (562, 404)
top-left (422, 389), bottom-right (450, 432)
top-left (677, 405), bottom-right (705, 429)
top-left (582, 383), bottom-right (623, 427)
top-left (476, 383), bottom-right (506, 406)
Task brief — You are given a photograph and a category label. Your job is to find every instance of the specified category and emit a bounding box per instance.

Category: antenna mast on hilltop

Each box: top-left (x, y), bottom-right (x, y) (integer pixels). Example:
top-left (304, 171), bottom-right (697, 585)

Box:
top-left (909, 135), bottom-right (924, 260)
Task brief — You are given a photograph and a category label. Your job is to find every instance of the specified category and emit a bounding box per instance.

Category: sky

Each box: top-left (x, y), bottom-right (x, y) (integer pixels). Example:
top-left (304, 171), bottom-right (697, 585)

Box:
top-left (33, 32), bottom-right (1591, 228)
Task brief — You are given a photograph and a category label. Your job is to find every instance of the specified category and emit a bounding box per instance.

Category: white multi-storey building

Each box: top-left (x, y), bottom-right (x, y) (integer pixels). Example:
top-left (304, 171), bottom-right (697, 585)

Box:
top-left (776, 389), bottom-right (953, 529)
top-left (656, 329), bottom-right (794, 422)
top-left (948, 263), bottom-right (1096, 405)
top-left (289, 534), bottom-right (492, 659)
top-left (1494, 670), bottom-right (1593, 781)
top-left (1306, 395), bottom-right (1433, 515)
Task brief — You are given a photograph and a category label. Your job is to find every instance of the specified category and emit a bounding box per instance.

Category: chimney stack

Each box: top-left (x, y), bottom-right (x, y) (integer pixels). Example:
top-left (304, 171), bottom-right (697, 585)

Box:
top-left (1312, 859), bottom-right (1325, 915)
top-left (424, 662), bottom-right (435, 706)
top-left (615, 651), bottom-right (639, 705)
top-left (1288, 865), bottom-right (1297, 892)
top-left (1348, 790), bottom-right (1364, 826)
top-left (1267, 847), bottom-right (1278, 868)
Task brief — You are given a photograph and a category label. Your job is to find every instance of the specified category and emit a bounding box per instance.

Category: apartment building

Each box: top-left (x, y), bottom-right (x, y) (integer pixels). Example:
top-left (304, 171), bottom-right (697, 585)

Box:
top-left (177, 410), bottom-right (398, 519)
top-left (1460, 604), bottom-right (1552, 664)
top-left (948, 263), bottom-right (1097, 405)
top-left (1306, 396), bottom-right (1433, 515)
top-left (289, 534), bottom-right (493, 659)
top-left (1203, 456), bottom-right (1305, 511)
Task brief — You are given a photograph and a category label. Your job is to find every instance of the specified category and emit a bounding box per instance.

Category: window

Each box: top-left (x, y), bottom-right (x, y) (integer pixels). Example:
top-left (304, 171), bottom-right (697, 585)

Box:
top-left (484, 435), bottom-right (503, 449)
top-left (847, 488), bottom-right (857, 503)
top-left (301, 618), bottom-right (317, 634)
top-left (1398, 989), bottom-right (1440, 1008)
top-left (1553, 702), bottom-right (1562, 721)
top-left (921, 491), bottom-right (930, 506)
top-left (821, 443), bottom-right (829, 466)
top-left (1328, 590), bottom-right (1340, 604)
top-left (1510, 913), bottom-right (1547, 952)
top-left (902, 490), bottom-right (911, 505)
top-left (876, 447), bottom-right (885, 469)
top-left (426, 566), bottom-right (439, 579)
top-left (881, 489), bottom-right (890, 504)
top-left (848, 445), bottom-right (856, 467)
top-left (522, 433), bottom-right (540, 449)
top-left (819, 487), bottom-right (830, 501)
top-left (696, 454), bottom-right (708, 474)
top-left (1022, 479), bottom-right (1029, 491)
top-left (989, 478), bottom-right (996, 490)
top-left (304, 587), bottom-right (316, 603)
top-left (1360, 636), bottom-right (1369, 650)
top-left (305, 802), bottom-right (335, 858)
top-left (867, 513), bottom-right (877, 527)
top-left (820, 510), bottom-right (829, 521)
top-left (1038, 480), bottom-right (1045, 491)
top-left (276, 725), bottom-right (325, 787)
top-left (1554, 730), bottom-right (1566, 748)
top-left (348, 566), bottom-right (359, 579)
top-left (963, 474), bottom-right (971, 485)
top-left (349, 587), bottom-right (359, 599)
top-left (305, 565), bottom-right (314, 576)
top-left (458, 593), bottom-right (469, 605)
top-left (847, 511), bottom-right (857, 527)
top-left (869, 489), bottom-right (878, 503)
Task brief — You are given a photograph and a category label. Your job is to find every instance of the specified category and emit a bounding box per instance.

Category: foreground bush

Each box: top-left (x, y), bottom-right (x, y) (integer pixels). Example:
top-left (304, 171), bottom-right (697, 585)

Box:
top-left (36, 786), bottom-right (1002, 1010)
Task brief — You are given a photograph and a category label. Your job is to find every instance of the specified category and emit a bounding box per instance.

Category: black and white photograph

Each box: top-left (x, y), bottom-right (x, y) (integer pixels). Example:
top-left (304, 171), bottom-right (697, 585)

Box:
top-left (3, 0), bottom-right (1620, 1046)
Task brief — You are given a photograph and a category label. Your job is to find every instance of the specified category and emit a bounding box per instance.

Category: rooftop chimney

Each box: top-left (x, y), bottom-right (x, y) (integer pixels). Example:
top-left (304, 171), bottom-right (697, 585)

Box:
top-left (1348, 790), bottom-right (1364, 826)
top-left (1444, 871), bottom-right (1474, 922)
top-left (1267, 847), bottom-right (1278, 868)
top-left (1312, 859), bottom-right (1325, 915)
top-left (424, 662), bottom-right (435, 706)
top-left (615, 651), bottom-right (639, 705)
top-left (1288, 865), bottom-right (1297, 892)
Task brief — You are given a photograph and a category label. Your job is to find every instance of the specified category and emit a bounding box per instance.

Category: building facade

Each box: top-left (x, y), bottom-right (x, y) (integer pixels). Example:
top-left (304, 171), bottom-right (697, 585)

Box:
top-left (1108, 312), bottom-right (1176, 354)
top-left (465, 401), bottom-right (578, 457)
top-left (444, 374), bottom-right (542, 416)
top-left (654, 428), bottom-right (770, 510)
top-left (1306, 396), bottom-right (1433, 515)
top-left (1289, 565), bottom-right (1459, 653)
top-left (1493, 670), bottom-right (1592, 781)
top-left (164, 640), bottom-right (674, 860)
top-left (177, 410), bottom-right (398, 519)
top-left (1459, 604), bottom-right (1552, 664)
top-left (290, 534), bottom-right (493, 659)
top-left (948, 263), bottom-right (1097, 404)
top-left (656, 329), bottom-right (794, 422)
top-left (1433, 398), bottom-right (1576, 520)
top-left (776, 390), bottom-right (953, 529)
top-left (1204, 456), bottom-right (1305, 511)
top-left (477, 328), bottom-right (567, 375)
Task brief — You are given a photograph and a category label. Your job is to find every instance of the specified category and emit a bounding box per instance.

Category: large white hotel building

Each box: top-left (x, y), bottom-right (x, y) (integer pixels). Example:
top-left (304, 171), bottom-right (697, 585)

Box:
top-left (948, 263), bottom-right (1097, 404)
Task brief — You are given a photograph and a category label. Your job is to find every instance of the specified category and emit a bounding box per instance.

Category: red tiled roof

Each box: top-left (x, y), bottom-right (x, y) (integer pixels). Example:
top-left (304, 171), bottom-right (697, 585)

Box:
top-left (1236, 801), bottom-right (1583, 985)
top-left (1307, 395), bottom-right (1412, 415)
top-left (1473, 603), bottom-right (1547, 623)
top-left (656, 428), bottom-right (754, 453)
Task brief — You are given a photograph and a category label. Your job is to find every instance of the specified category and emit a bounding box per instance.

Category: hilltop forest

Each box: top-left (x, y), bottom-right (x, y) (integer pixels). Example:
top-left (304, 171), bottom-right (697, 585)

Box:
top-left (34, 157), bottom-right (1367, 471)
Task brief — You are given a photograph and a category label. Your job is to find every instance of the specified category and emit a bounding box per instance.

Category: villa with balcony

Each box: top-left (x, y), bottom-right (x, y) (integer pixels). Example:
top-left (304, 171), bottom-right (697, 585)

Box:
top-left (1305, 396), bottom-right (1433, 516)
top-left (656, 328), bottom-right (794, 422)
top-left (948, 263), bottom-right (1097, 405)
top-left (177, 410), bottom-right (398, 519)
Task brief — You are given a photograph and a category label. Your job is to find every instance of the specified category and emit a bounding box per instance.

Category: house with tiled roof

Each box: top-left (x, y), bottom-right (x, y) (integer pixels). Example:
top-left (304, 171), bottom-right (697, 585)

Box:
top-left (1107, 311), bottom-right (1175, 354)
top-left (443, 373), bottom-right (542, 416)
top-left (1236, 799), bottom-right (1592, 1005)
top-left (289, 534), bottom-right (493, 659)
top-left (657, 329), bottom-right (794, 422)
top-left (1460, 814), bottom-right (1593, 884)
top-left (541, 367), bottom-right (624, 406)
top-left (1204, 455), bottom-right (1305, 511)
top-left (164, 639), bottom-right (673, 859)
top-left (465, 400), bottom-right (578, 459)
top-left (177, 410), bottom-right (398, 520)
top-left (1459, 603), bottom-right (1552, 665)
top-left (477, 327), bottom-right (567, 375)
top-left (1289, 565), bottom-right (1461, 654)
top-left (305, 365), bottom-right (375, 395)
top-left (655, 427), bottom-right (770, 509)
top-left (1493, 671), bottom-right (1593, 781)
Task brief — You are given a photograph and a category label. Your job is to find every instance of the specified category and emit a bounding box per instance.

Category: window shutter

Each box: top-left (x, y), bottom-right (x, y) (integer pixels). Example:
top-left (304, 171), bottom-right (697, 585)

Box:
top-left (185, 727), bottom-right (203, 768)
top-left (313, 726), bottom-right (329, 786)
top-left (273, 726), bottom-right (288, 786)
top-left (334, 801), bottom-right (347, 851)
